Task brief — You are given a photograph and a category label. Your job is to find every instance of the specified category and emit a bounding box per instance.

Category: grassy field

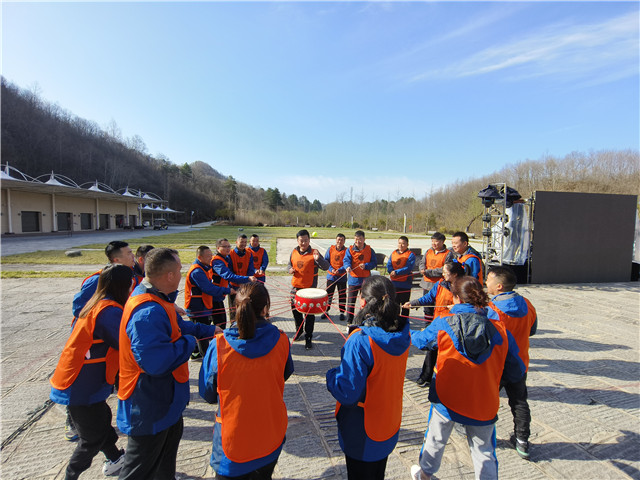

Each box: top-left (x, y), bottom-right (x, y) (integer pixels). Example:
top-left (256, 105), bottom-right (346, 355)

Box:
top-left (0, 225), bottom-right (430, 277)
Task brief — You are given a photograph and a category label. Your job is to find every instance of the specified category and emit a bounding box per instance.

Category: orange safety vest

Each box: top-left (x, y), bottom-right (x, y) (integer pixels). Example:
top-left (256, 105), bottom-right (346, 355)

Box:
top-left (390, 249), bottom-right (412, 283)
top-left (348, 245), bottom-right (373, 279)
top-left (434, 284), bottom-right (454, 319)
top-left (423, 249), bottom-right (449, 282)
top-left (215, 332), bottom-right (289, 462)
top-left (290, 249), bottom-right (317, 289)
top-left (458, 253), bottom-right (484, 285)
top-left (229, 249), bottom-right (253, 287)
top-left (488, 298), bottom-right (536, 371)
top-left (336, 329), bottom-right (409, 441)
top-left (434, 313), bottom-right (509, 421)
top-left (118, 293), bottom-right (190, 400)
top-left (184, 263), bottom-right (214, 310)
top-left (251, 247), bottom-right (266, 278)
top-left (211, 254), bottom-right (230, 289)
top-left (51, 299), bottom-right (121, 390)
top-left (329, 245), bottom-right (347, 274)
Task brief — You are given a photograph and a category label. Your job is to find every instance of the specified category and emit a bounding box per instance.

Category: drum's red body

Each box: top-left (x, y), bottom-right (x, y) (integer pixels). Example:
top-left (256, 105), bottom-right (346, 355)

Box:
top-left (294, 288), bottom-right (328, 314)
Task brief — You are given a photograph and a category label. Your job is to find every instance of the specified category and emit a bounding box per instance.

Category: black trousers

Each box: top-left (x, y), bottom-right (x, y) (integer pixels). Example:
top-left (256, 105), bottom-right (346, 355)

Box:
top-left (65, 402), bottom-right (121, 480)
top-left (326, 280), bottom-right (347, 315)
top-left (118, 416), bottom-right (184, 480)
top-left (346, 285), bottom-right (362, 324)
top-left (215, 458), bottom-right (278, 480)
top-left (212, 300), bottom-right (227, 330)
top-left (500, 373), bottom-right (531, 441)
top-left (227, 294), bottom-right (237, 321)
top-left (395, 288), bottom-right (411, 321)
top-left (292, 308), bottom-right (315, 340)
top-left (419, 348), bottom-right (438, 383)
top-left (190, 314), bottom-right (214, 356)
top-left (345, 455), bottom-right (388, 480)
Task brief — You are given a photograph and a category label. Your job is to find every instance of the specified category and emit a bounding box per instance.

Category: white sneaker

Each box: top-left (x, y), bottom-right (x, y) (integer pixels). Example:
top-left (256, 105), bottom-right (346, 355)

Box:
top-left (410, 465), bottom-right (430, 480)
top-left (102, 450), bottom-right (125, 476)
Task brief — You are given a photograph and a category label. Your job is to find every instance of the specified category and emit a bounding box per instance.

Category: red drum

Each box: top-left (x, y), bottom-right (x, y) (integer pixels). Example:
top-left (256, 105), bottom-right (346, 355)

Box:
top-left (294, 288), bottom-right (328, 315)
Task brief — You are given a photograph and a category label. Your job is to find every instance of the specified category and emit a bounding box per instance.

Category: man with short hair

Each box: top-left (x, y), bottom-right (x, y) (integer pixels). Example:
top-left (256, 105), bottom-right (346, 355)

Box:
top-left (117, 248), bottom-right (219, 480)
top-left (185, 246), bottom-right (233, 359)
top-left (451, 231), bottom-right (484, 285)
top-left (343, 230), bottom-right (377, 329)
top-left (486, 265), bottom-right (537, 460)
top-left (133, 245), bottom-right (155, 284)
top-left (418, 233), bottom-right (453, 320)
top-left (211, 238), bottom-right (256, 329)
top-left (387, 235), bottom-right (416, 320)
top-left (249, 234), bottom-right (269, 283)
top-left (228, 234), bottom-right (256, 320)
top-left (324, 233), bottom-right (348, 321)
top-left (288, 229), bottom-right (329, 350)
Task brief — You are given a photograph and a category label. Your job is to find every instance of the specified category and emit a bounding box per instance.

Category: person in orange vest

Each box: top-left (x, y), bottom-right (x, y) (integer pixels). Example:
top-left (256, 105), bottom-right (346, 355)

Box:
top-left (451, 231), bottom-right (484, 285)
top-left (185, 246), bottom-right (234, 359)
top-left (403, 262), bottom-right (465, 387)
top-left (288, 229), bottom-right (329, 350)
top-left (199, 282), bottom-right (294, 479)
top-left (50, 264), bottom-right (134, 479)
top-left (418, 232), bottom-right (453, 320)
top-left (249, 234), bottom-right (269, 283)
top-left (227, 234), bottom-right (256, 320)
top-left (343, 230), bottom-right (377, 330)
top-left (387, 235), bottom-right (416, 321)
top-left (211, 238), bottom-right (257, 330)
top-left (409, 276), bottom-right (524, 480)
top-left (326, 276), bottom-right (410, 480)
top-left (324, 233), bottom-right (348, 321)
top-left (486, 265), bottom-right (537, 461)
top-left (116, 248), bottom-right (219, 480)
top-left (133, 244), bottom-right (154, 284)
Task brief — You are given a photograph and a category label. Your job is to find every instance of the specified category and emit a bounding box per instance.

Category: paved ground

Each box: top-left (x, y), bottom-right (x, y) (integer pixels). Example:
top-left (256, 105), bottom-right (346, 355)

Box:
top-left (1, 268), bottom-right (639, 479)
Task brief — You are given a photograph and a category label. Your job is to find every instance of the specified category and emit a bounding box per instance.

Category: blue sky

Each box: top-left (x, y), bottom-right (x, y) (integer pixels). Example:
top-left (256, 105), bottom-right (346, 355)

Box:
top-left (3, 1), bottom-right (638, 204)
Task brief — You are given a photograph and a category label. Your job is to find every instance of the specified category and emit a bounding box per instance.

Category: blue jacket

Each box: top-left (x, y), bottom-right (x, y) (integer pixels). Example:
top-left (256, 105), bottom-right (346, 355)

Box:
top-left (487, 292), bottom-right (538, 336)
top-left (116, 283), bottom-right (217, 436)
top-left (50, 298), bottom-right (121, 406)
top-left (212, 254), bottom-right (252, 286)
top-left (199, 321), bottom-right (294, 477)
top-left (72, 272), bottom-right (101, 318)
top-left (387, 250), bottom-right (416, 290)
top-left (186, 260), bottom-right (231, 317)
top-left (410, 280), bottom-right (451, 306)
top-left (454, 247), bottom-right (483, 282)
top-left (343, 245), bottom-right (378, 287)
top-left (411, 304), bottom-right (524, 425)
top-left (326, 321), bottom-right (411, 461)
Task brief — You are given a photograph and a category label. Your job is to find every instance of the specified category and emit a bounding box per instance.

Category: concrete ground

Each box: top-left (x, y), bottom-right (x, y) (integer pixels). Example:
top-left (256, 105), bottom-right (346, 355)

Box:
top-left (1, 268), bottom-right (639, 479)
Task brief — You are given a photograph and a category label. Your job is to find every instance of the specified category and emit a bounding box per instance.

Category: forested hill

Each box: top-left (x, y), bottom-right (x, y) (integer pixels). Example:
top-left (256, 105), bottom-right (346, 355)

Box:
top-left (0, 77), bottom-right (321, 223)
top-left (2, 77), bottom-right (638, 232)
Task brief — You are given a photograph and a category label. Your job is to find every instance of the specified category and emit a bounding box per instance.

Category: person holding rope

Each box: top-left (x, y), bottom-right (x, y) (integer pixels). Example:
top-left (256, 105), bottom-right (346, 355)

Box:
top-left (249, 234), bottom-right (269, 283)
top-left (403, 262), bottom-right (465, 387)
top-left (418, 233), bottom-right (453, 321)
top-left (199, 282), bottom-right (294, 479)
top-left (185, 246), bottom-right (235, 360)
top-left (228, 234), bottom-right (256, 321)
top-left (343, 230), bottom-right (377, 332)
top-left (211, 238), bottom-right (257, 330)
top-left (387, 235), bottom-right (416, 321)
top-left (486, 265), bottom-right (537, 461)
top-left (288, 229), bottom-right (329, 350)
top-left (326, 276), bottom-right (410, 480)
top-left (133, 244), bottom-right (155, 284)
top-left (50, 264), bottom-right (133, 479)
top-left (409, 276), bottom-right (524, 480)
top-left (451, 231), bottom-right (484, 284)
top-left (324, 233), bottom-right (348, 321)
top-left (117, 248), bottom-right (219, 480)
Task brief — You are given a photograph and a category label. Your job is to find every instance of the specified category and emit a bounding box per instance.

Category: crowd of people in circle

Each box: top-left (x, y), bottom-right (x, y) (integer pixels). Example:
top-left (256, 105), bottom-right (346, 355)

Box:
top-left (50, 229), bottom-right (537, 480)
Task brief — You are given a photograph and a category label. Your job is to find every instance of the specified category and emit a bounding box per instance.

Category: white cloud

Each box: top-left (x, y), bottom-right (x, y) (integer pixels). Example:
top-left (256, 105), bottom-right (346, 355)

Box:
top-left (409, 11), bottom-right (639, 85)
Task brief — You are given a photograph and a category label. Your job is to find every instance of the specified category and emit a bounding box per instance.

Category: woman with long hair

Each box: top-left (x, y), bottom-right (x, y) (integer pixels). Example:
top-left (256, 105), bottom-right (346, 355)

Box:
top-left (326, 275), bottom-right (411, 480)
top-left (50, 264), bottom-right (134, 479)
top-left (410, 276), bottom-right (525, 480)
top-left (199, 282), bottom-right (294, 480)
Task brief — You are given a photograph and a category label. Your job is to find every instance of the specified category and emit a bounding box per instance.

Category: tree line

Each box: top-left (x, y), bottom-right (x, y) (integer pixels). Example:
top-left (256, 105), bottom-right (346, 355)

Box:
top-left (2, 77), bottom-right (638, 233)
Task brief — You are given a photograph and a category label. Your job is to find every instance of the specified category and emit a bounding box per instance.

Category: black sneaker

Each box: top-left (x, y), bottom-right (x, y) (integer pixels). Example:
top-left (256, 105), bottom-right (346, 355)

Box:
top-left (339, 313), bottom-right (346, 322)
top-left (293, 332), bottom-right (302, 341)
top-left (191, 351), bottom-right (202, 360)
top-left (416, 377), bottom-right (430, 388)
top-left (511, 434), bottom-right (530, 460)
top-left (305, 338), bottom-right (313, 350)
